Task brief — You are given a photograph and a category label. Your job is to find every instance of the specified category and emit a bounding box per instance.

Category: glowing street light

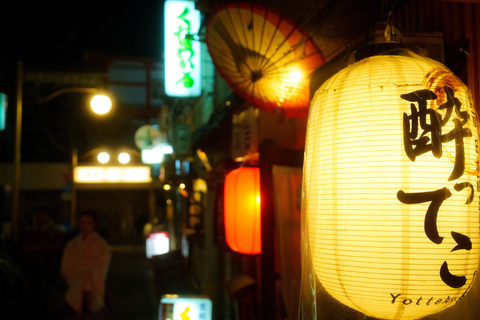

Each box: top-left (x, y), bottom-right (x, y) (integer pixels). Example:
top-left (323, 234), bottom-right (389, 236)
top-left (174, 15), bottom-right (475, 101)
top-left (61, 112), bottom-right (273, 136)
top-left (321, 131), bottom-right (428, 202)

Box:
top-left (118, 152), bottom-right (131, 164)
top-left (70, 147), bottom-right (143, 226)
top-left (90, 94), bottom-right (112, 115)
top-left (97, 152), bottom-right (110, 164)
top-left (12, 61), bottom-right (114, 232)
top-left (288, 69), bottom-right (302, 84)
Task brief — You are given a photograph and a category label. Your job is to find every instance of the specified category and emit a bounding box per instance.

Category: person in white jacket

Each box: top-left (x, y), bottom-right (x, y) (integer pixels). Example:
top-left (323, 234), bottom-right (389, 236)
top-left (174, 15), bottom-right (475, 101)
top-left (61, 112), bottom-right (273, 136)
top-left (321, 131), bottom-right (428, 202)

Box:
top-left (61, 210), bottom-right (111, 318)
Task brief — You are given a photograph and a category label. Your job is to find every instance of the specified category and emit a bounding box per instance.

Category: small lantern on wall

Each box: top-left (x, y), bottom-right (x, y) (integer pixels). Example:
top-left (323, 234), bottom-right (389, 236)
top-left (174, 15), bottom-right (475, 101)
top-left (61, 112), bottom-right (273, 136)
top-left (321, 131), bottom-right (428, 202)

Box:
top-left (224, 167), bottom-right (261, 254)
top-left (303, 48), bottom-right (479, 320)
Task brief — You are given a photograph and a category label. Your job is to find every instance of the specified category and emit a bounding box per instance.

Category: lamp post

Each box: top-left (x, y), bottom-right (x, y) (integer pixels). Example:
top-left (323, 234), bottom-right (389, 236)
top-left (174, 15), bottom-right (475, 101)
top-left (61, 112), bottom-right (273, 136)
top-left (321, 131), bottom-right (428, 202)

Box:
top-left (12, 61), bottom-right (23, 233)
top-left (12, 61), bottom-right (112, 233)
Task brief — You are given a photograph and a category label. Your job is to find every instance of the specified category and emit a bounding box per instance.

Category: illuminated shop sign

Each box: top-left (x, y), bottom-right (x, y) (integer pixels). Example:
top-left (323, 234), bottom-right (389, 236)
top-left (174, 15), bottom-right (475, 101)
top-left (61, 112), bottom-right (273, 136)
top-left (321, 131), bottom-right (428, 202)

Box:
top-left (74, 166), bottom-right (152, 183)
top-left (141, 145), bottom-right (173, 164)
top-left (146, 232), bottom-right (169, 258)
top-left (164, 0), bottom-right (201, 97)
top-left (0, 93), bottom-right (6, 130)
top-left (159, 295), bottom-right (212, 320)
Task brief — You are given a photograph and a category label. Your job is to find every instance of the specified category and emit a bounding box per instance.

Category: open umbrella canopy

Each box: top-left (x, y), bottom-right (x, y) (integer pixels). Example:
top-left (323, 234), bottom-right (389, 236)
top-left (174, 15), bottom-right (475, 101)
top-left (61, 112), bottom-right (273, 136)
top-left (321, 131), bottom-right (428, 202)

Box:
top-left (206, 2), bottom-right (325, 118)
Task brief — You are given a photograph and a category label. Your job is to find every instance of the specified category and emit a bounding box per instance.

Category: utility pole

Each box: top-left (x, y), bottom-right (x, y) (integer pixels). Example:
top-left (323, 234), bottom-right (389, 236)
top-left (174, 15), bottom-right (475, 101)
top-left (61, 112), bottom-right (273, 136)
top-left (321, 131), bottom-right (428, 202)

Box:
top-left (12, 61), bottom-right (23, 233)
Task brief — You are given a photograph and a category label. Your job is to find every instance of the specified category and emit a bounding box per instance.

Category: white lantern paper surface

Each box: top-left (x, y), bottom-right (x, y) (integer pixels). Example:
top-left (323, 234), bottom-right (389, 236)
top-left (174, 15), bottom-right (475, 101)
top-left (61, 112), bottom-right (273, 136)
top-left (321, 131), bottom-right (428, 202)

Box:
top-left (304, 51), bottom-right (479, 320)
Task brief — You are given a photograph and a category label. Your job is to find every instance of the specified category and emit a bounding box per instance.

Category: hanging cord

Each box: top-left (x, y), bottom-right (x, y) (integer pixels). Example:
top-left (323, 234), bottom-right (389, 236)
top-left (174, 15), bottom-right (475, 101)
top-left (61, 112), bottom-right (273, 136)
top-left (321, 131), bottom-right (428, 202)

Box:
top-left (382, 0), bottom-right (403, 43)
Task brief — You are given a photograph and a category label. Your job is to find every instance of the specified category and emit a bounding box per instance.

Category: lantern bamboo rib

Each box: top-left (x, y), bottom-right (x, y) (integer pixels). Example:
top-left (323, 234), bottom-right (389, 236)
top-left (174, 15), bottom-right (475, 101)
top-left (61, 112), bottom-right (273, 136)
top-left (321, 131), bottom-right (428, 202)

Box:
top-left (318, 281), bottom-right (476, 294)
top-left (319, 282), bottom-right (472, 294)
top-left (312, 257), bottom-right (479, 269)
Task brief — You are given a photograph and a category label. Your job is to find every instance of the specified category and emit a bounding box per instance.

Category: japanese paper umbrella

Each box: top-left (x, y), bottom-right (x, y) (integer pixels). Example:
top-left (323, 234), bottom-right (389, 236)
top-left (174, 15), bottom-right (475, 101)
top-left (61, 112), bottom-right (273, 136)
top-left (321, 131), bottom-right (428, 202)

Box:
top-left (205, 3), bottom-right (325, 118)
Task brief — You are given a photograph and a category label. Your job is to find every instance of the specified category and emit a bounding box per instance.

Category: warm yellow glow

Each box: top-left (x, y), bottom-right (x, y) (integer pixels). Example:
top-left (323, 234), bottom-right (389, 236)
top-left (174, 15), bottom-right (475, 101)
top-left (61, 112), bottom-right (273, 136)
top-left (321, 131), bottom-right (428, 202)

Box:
top-left (196, 149), bottom-right (212, 172)
top-left (224, 167), bottom-right (261, 254)
top-left (90, 94), bottom-right (112, 115)
top-left (164, 184), bottom-right (171, 191)
top-left (304, 52), bottom-right (479, 320)
top-left (97, 152), bottom-right (110, 164)
top-left (288, 70), bottom-right (302, 84)
top-left (117, 152), bottom-right (131, 164)
top-left (74, 166), bottom-right (152, 183)
top-left (205, 3), bottom-right (324, 118)
top-left (193, 179), bottom-right (207, 193)
top-left (179, 183), bottom-right (186, 189)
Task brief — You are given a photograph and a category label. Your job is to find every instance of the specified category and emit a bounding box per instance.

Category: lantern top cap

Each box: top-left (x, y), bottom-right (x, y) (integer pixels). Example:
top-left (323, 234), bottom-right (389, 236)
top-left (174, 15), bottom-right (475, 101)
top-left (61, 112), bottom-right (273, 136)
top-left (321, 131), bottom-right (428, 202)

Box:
top-left (350, 43), bottom-right (423, 64)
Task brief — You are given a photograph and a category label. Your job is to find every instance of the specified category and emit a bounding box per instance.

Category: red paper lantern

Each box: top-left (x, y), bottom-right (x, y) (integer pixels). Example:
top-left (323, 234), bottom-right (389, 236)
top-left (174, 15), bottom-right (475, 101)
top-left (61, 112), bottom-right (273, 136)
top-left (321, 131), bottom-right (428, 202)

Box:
top-left (224, 167), bottom-right (261, 254)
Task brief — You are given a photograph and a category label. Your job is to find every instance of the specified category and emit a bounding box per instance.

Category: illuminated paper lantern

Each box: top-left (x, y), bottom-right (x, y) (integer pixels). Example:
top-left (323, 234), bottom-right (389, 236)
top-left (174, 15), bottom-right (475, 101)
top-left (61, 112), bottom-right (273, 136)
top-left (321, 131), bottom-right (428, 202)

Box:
top-left (224, 167), bottom-right (261, 254)
top-left (304, 50), bottom-right (479, 320)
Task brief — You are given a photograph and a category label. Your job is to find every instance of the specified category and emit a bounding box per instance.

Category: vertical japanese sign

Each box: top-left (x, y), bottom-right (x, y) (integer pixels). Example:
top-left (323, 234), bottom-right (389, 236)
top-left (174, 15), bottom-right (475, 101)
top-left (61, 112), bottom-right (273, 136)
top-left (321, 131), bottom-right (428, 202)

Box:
top-left (0, 93), bottom-right (6, 130)
top-left (173, 123), bottom-right (192, 157)
top-left (231, 106), bottom-right (259, 161)
top-left (164, 0), bottom-right (201, 97)
top-left (304, 52), bottom-right (480, 320)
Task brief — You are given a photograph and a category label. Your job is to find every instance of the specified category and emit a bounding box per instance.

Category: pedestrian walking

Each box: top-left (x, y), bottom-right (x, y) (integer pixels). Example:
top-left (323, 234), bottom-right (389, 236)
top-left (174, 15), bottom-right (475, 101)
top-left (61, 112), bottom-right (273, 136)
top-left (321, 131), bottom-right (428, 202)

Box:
top-left (60, 210), bottom-right (111, 320)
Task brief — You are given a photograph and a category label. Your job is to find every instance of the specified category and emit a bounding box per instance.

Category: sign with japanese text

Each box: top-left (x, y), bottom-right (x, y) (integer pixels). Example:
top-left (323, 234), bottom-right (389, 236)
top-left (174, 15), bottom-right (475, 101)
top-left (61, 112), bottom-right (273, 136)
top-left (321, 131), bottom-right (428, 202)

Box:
top-left (173, 123), bottom-right (192, 157)
top-left (0, 93), bottom-right (6, 130)
top-left (231, 106), bottom-right (259, 161)
top-left (159, 295), bottom-right (212, 320)
top-left (146, 232), bottom-right (169, 258)
top-left (304, 51), bottom-right (479, 320)
top-left (74, 166), bottom-right (152, 183)
top-left (164, 0), bottom-right (201, 97)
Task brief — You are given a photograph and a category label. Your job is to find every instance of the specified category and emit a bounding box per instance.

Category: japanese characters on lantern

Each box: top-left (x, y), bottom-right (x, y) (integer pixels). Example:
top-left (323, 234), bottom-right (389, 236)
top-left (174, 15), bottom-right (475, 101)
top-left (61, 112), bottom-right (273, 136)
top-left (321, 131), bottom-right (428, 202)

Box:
top-left (304, 51), bottom-right (479, 320)
top-left (399, 87), bottom-right (476, 291)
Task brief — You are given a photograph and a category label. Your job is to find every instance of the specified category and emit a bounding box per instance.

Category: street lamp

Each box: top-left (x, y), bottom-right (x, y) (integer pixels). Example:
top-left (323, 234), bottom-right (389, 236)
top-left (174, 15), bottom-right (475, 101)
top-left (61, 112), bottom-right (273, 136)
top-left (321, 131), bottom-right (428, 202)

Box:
top-left (12, 61), bottom-right (112, 232)
top-left (90, 94), bottom-right (112, 115)
top-left (117, 152), bottom-right (131, 164)
top-left (97, 152), bottom-right (110, 164)
top-left (70, 148), bottom-right (143, 226)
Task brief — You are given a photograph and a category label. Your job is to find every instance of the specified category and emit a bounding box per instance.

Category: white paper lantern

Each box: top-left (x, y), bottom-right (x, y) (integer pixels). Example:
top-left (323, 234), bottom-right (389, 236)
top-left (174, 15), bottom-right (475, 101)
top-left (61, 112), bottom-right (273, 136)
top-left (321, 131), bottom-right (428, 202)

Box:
top-left (304, 50), bottom-right (479, 320)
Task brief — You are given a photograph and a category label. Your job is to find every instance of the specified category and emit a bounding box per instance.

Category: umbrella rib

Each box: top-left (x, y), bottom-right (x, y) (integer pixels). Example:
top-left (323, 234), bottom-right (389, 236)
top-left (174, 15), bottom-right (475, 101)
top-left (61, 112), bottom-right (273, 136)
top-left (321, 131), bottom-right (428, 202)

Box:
top-left (210, 18), bottom-right (243, 63)
top-left (263, 46), bottom-right (323, 76)
top-left (261, 21), bottom-right (308, 73)
top-left (226, 75), bottom-right (260, 90)
top-left (237, 3), bottom-right (251, 59)
top-left (207, 4), bottom-right (324, 111)
top-left (229, 4), bottom-right (258, 75)
top-left (250, 81), bottom-right (256, 104)
top-left (252, 3), bottom-right (259, 56)
top-left (252, 5), bottom-right (268, 74)
top-left (223, 4), bottom-right (252, 72)
top-left (249, 3), bottom-right (259, 69)
top-left (248, 79), bottom-right (268, 108)
top-left (258, 7), bottom-right (281, 72)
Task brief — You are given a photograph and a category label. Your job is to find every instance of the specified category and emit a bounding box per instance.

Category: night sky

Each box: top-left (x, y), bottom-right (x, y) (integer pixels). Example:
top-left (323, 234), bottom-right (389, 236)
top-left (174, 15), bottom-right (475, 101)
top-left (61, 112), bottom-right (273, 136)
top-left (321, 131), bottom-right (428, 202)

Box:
top-left (1, 0), bottom-right (163, 69)
top-left (0, 0), bottom-right (165, 162)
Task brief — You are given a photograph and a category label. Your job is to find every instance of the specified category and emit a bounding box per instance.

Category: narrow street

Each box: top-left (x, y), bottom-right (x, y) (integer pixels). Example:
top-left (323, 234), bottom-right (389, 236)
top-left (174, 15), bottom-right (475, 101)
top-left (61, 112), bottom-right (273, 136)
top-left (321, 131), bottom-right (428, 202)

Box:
top-left (107, 245), bottom-right (159, 320)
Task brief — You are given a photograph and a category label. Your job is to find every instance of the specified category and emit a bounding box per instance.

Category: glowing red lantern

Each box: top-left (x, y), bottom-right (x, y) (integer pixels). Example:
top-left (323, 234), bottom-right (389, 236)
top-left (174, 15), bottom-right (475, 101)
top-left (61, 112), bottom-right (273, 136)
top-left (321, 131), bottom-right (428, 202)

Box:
top-left (224, 167), bottom-right (261, 254)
